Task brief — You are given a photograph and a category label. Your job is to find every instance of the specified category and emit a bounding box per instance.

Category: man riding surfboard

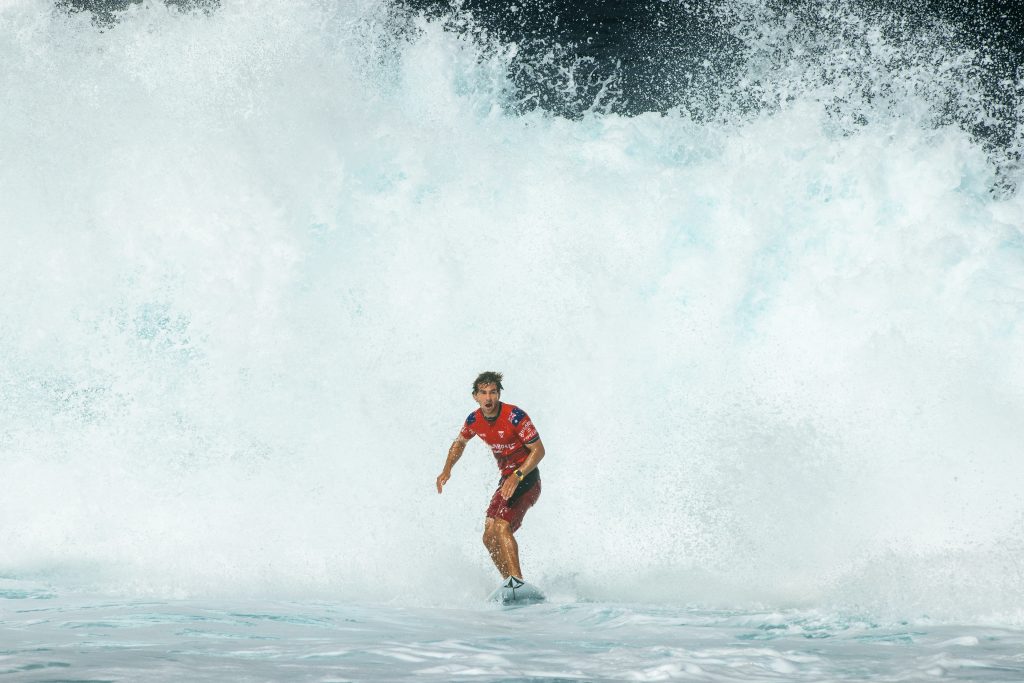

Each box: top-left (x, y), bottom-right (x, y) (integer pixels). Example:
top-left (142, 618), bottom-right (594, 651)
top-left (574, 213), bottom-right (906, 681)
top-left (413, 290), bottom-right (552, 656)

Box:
top-left (436, 371), bottom-right (545, 584)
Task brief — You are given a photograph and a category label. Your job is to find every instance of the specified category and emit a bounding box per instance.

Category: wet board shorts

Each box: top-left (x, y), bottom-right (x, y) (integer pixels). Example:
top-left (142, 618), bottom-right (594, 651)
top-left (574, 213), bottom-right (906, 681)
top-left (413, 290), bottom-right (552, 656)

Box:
top-left (485, 468), bottom-right (541, 533)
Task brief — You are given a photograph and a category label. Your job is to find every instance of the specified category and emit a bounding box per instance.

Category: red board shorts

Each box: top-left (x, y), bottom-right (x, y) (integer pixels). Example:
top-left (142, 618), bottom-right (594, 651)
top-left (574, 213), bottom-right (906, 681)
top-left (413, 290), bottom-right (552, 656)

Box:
top-left (485, 468), bottom-right (541, 533)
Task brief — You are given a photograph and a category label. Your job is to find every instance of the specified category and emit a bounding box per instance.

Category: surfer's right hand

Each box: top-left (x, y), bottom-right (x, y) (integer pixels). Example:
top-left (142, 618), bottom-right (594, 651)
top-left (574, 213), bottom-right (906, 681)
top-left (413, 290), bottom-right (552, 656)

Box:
top-left (436, 469), bottom-right (451, 494)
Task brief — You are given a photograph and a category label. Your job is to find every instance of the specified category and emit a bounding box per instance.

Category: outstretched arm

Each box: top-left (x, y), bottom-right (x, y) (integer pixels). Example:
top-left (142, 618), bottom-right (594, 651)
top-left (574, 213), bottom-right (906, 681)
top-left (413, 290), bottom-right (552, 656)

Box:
top-left (499, 438), bottom-right (545, 500)
top-left (436, 436), bottom-right (468, 494)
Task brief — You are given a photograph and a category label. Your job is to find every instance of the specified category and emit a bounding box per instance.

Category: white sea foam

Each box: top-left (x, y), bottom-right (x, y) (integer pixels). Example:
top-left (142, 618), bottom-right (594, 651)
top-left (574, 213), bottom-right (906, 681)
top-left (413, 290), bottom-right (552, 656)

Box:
top-left (0, 0), bottom-right (1022, 624)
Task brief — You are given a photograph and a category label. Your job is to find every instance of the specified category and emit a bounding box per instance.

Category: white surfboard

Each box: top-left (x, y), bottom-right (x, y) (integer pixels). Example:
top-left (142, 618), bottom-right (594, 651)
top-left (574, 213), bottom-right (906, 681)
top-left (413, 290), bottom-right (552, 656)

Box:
top-left (487, 576), bottom-right (545, 605)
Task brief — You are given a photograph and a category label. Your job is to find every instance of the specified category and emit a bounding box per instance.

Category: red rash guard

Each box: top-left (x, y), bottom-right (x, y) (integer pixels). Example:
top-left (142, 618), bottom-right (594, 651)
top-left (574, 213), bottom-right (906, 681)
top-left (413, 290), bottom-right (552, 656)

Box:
top-left (459, 402), bottom-right (539, 477)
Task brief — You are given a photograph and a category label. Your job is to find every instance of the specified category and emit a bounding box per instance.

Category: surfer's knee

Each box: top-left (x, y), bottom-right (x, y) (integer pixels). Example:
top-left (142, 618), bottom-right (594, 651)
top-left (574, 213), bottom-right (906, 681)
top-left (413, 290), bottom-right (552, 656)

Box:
top-left (489, 518), bottom-right (513, 538)
top-left (483, 517), bottom-right (511, 544)
top-left (482, 519), bottom-right (496, 546)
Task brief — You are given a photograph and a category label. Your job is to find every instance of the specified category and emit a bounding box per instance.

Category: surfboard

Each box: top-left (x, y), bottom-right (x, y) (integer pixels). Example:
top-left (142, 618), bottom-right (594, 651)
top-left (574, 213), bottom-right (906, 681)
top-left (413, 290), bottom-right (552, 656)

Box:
top-left (487, 576), bottom-right (545, 605)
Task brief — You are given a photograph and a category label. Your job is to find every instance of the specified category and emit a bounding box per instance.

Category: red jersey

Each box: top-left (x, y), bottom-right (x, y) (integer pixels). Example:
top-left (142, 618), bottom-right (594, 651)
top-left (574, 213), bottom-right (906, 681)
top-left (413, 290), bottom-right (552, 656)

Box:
top-left (459, 402), bottom-right (540, 476)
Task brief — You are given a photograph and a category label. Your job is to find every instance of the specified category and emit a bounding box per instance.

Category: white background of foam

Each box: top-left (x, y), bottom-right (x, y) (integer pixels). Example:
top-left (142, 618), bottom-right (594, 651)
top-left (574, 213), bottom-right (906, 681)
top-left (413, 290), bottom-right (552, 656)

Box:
top-left (1, 0), bottom-right (1022, 621)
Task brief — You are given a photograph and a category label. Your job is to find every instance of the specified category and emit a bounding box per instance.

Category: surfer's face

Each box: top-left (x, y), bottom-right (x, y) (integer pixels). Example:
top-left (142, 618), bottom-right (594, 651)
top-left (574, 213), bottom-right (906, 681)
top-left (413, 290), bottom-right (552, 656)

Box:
top-left (473, 383), bottom-right (500, 415)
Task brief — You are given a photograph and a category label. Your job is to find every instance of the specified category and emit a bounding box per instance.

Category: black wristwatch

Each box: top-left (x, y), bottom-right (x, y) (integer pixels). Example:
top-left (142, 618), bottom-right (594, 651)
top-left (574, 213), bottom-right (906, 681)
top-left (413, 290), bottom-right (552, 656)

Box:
top-left (514, 469), bottom-right (524, 481)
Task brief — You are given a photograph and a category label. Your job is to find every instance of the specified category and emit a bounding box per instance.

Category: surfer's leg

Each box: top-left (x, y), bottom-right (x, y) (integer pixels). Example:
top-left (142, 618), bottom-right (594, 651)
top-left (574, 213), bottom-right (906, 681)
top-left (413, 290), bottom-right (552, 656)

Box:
top-left (482, 519), bottom-right (506, 575)
top-left (483, 477), bottom-right (540, 579)
top-left (484, 517), bottom-right (521, 579)
top-left (495, 520), bottom-right (523, 579)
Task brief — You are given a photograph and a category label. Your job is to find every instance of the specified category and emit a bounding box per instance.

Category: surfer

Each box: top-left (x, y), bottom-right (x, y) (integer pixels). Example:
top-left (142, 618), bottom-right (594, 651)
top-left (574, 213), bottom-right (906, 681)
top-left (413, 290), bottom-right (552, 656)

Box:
top-left (436, 371), bottom-right (545, 582)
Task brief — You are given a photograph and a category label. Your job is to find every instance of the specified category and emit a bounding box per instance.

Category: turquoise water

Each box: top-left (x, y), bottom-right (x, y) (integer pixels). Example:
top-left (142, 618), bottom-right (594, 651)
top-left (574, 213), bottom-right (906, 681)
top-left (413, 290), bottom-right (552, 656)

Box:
top-left (4, 585), bottom-right (1024, 681)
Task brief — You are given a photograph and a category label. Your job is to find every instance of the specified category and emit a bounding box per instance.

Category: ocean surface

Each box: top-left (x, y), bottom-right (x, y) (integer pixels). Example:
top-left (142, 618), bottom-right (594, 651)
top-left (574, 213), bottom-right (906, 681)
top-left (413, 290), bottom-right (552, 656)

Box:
top-left (2, 0), bottom-right (1024, 679)
top-left (5, 583), bottom-right (1024, 681)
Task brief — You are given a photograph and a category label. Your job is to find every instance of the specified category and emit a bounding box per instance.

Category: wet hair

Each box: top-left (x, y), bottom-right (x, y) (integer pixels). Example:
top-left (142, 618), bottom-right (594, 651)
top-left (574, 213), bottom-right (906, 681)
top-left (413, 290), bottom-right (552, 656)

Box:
top-left (472, 371), bottom-right (504, 394)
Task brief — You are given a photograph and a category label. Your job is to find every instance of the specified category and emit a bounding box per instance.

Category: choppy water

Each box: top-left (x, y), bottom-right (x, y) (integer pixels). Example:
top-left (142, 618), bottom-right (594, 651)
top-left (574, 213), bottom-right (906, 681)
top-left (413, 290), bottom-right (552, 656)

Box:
top-left (5, 584), bottom-right (1024, 682)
